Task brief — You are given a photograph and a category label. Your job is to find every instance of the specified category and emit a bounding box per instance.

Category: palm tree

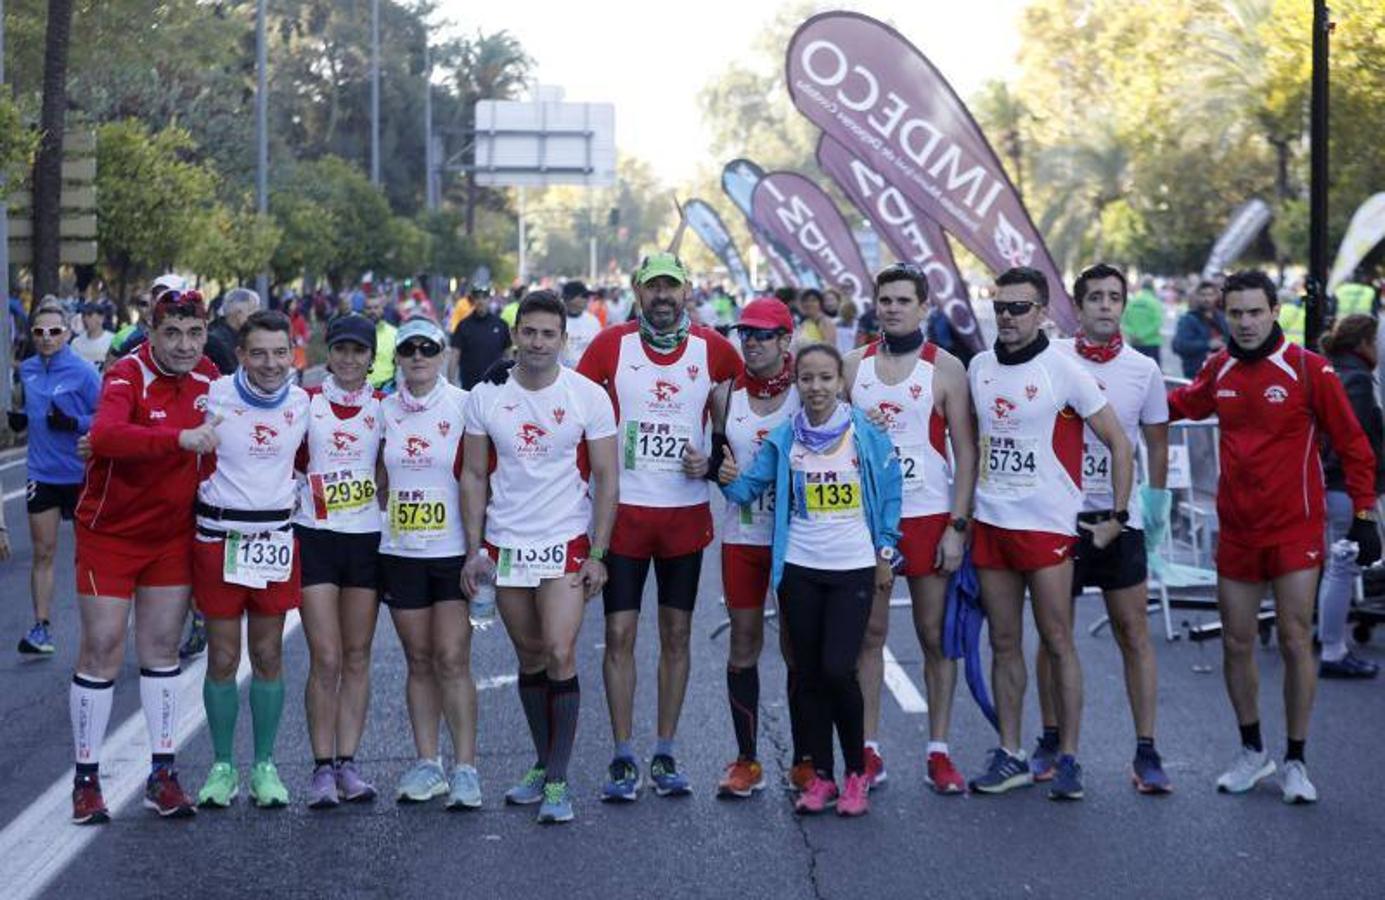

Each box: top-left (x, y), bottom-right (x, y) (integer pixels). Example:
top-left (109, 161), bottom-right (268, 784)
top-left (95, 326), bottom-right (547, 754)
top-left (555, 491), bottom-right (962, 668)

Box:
top-left (972, 80), bottom-right (1032, 200)
top-left (32, 0), bottom-right (76, 298)
top-left (1034, 128), bottom-right (1131, 271)
top-left (449, 30), bottom-right (533, 235)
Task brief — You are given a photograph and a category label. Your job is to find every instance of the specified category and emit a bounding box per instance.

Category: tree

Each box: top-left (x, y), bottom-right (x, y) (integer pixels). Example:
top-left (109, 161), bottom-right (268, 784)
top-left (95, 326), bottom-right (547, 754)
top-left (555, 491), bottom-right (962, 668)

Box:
top-left (31, 0), bottom-right (75, 299)
top-left (184, 206), bottom-right (282, 287)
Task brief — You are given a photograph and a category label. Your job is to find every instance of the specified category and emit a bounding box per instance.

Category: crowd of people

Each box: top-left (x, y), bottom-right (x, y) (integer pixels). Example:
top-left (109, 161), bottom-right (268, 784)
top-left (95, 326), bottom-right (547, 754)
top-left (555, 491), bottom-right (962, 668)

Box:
top-left (1, 251), bottom-right (1381, 828)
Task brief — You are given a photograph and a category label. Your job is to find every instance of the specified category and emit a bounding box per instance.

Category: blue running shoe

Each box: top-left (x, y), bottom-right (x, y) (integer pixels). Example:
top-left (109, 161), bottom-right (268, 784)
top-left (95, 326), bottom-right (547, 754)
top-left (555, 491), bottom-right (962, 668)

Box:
top-left (969, 748), bottom-right (1033, 795)
top-left (504, 766), bottom-right (547, 806)
top-left (18, 621), bottom-right (54, 655)
top-left (538, 781), bottom-right (574, 824)
top-left (1132, 747), bottom-right (1173, 795)
top-left (1049, 754), bottom-right (1084, 801)
top-left (649, 754), bottom-right (691, 797)
top-left (601, 756), bottom-right (641, 803)
top-left (1030, 733), bottom-right (1059, 782)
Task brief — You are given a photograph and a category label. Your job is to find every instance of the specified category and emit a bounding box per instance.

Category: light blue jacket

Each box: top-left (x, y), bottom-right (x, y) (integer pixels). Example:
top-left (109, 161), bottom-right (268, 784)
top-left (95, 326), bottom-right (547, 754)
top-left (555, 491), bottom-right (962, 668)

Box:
top-left (20, 344), bottom-right (102, 484)
top-left (721, 406), bottom-right (902, 592)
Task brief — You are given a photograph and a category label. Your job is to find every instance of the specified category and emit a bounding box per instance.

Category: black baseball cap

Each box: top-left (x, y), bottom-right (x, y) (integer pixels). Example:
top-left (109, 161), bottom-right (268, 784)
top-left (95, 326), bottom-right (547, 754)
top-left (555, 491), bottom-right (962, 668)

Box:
top-left (326, 313), bottom-right (376, 349)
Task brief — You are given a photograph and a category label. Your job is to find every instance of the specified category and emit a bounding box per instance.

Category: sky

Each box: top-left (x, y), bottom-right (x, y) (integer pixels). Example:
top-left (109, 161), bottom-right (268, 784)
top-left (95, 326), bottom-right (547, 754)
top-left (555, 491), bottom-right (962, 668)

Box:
top-left (438, 1), bottom-right (1029, 186)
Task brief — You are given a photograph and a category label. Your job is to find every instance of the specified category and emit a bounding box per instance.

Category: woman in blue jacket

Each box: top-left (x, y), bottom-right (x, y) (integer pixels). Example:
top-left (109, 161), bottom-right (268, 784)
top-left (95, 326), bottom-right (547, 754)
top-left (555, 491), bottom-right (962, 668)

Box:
top-left (720, 343), bottom-right (902, 817)
top-left (9, 301), bottom-right (101, 655)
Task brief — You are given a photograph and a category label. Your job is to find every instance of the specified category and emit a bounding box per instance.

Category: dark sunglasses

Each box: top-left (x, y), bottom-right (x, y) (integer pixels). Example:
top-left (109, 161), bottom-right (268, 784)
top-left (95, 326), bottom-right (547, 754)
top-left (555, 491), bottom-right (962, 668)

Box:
top-left (736, 327), bottom-right (784, 343)
top-left (993, 301), bottom-right (1038, 317)
top-left (397, 340), bottom-right (442, 358)
top-left (32, 325), bottom-right (66, 338)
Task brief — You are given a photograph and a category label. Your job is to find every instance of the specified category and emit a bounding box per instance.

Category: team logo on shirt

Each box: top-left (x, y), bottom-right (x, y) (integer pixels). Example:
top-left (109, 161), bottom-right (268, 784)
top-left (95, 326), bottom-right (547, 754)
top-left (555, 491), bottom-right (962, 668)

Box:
top-left (754, 427), bottom-right (771, 447)
top-left (438, 420), bottom-right (451, 437)
top-left (552, 407), bottom-right (566, 425)
top-left (908, 383), bottom-right (922, 401)
top-left (1264, 385), bottom-right (1288, 404)
top-left (1025, 384), bottom-right (1039, 401)
top-left (364, 415), bottom-right (376, 430)
top-left (652, 380), bottom-right (681, 403)
top-left (283, 409), bottom-right (296, 425)
top-left (194, 396), bottom-right (209, 412)
top-left (515, 423), bottom-right (552, 458)
top-left (331, 430), bottom-right (358, 453)
top-left (991, 397), bottom-right (1017, 420)
top-left (875, 401), bottom-right (903, 425)
top-left (503, 403), bottom-right (520, 413)
top-left (404, 436), bottom-right (431, 458)
top-left (687, 365), bottom-right (701, 382)
top-left (252, 423), bottom-right (279, 446)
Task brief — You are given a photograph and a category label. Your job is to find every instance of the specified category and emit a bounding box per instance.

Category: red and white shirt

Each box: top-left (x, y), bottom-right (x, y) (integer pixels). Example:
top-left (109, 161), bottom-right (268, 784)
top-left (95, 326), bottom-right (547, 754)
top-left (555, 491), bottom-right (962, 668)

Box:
top-left (968, 344), bottom-right (1108, 535)
top-left (463, 367), bottom-right (617, 548)
top-left (721, 385), bottom-right (799, 547)
top-left (577, 321), bottom-right (743, 509)
top-left (851, 341), bottom-right (952, 518)
top-left (379, 383), bottom-right (469, 558)
top-left (293, 387), bottom-right (386, 534)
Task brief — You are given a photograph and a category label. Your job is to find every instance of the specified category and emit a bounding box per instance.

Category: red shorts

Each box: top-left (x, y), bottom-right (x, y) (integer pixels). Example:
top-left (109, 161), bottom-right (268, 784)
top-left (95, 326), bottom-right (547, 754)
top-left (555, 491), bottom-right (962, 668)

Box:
top-left (1216, 533), bottom-right (1324, 582)
top-left (193, 537), bottom-right (302, 619)
top-left (75, 525), bottom-right (192, 599)
top-left (483, 534), bottom-right (591, 579)
top-left (610, 502), bottom-right (714, 559)
top-left (898, 513), bottom-right (950, 578)
top-left (972, 521), bottom-right (1077, 572)
top-left (721, 543), bottom-right (772, 610)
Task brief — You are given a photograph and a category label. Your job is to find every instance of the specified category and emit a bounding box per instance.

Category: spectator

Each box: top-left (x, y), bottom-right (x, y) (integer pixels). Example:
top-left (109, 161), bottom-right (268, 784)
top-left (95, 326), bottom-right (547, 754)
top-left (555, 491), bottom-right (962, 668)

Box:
top-left (288, 296), bottom-right (312, 378)
top-left (1172, 281), bottom-right (1229, 378)
top-left (449, 287), bottom-right (512, 389)
top-left (836, 295), bottom-right (859, 354)
top-left (70, 302), bottom-right (114, 368)
top-left (363, 292), bottom-right (398, 389)
top-left (204, 287), bottom-right (261, 375)
top-left (794, 288), bottom-right (837, 348)
top-left (1121, 276), bottom-right (1164, 363)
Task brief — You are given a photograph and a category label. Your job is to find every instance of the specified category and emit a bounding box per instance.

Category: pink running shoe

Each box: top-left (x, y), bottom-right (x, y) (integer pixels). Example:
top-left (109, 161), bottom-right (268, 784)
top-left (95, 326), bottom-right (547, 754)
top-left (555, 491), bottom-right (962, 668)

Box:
top-left (837, 772), bottom-right (871, 817)
top-left (793, 775), bottom-right (839, 814)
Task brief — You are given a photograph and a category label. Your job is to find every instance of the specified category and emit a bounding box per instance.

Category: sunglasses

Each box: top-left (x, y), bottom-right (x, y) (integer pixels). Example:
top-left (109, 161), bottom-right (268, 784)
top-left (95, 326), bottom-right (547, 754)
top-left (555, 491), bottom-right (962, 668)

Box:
top-left (397, 340), bottom-right (442, 358)
top-left (153, 289), bottom-right (206, 323)
top-left (737, 327), bottom-right (784, 343)
top-left (32, 326), bottom-right (66, 338)
top-left (993, 301), bottom-right (1038, 317)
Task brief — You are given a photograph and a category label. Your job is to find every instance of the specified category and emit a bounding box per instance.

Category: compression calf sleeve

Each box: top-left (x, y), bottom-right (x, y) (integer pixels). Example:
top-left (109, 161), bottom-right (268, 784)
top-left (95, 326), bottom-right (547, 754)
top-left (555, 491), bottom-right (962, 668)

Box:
top-left (518, 669), bottom-right (550, 768)
top-left (71, 674), bottom-right (116, 774)
top-left (727, 664), bottom-right (760, 760)
top-left (545, 675), bottom-right (581, 783)
top-left (140, 666), bottom-right (181, 769)
top-left (203, 677), bottom-right (239, 765)
top-left (249, 678), bottom-right (285, 764)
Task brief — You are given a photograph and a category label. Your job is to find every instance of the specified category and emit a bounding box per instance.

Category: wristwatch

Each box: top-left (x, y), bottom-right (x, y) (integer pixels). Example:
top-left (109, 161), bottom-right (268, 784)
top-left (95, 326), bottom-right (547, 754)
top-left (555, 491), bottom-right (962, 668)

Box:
top-left (589, 547), bottom-right (608, 562)
top-left (949, 516), bottom-right (969, 533)
top-left (878, 546), bottom-right (897, 564)
top-left (1113, 510), bottom-right (1130, 525)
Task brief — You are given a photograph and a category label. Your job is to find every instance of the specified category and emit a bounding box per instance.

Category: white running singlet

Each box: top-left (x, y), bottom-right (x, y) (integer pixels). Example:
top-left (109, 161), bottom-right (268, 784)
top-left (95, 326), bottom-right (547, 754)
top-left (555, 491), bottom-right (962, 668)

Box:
top-left (293, 388), bottom-right (385, 533)
top-left (562, 311), bottom-right (602, 368)
top-left (783, 427), bottom-right (876, 570)
top-left (968, 344), bottom-right (1107, 535)
top-left (379, 383), bottom-right (469, 558)
top-left (850, 341), bottom-right (952, 517)
top-left (721, 385), bottom-right (800, 547)
top-left (1054, 340), bottom-right (1168, 528)
top-left (463, 366), bottom-right (617, 549)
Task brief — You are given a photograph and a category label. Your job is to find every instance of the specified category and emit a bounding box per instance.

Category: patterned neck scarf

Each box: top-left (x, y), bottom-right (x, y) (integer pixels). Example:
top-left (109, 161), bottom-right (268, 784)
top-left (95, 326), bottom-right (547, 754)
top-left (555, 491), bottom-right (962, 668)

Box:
top-left (740, 354), bottom-right (794, 399)
top-left (397, 377), bottom-right (446, 414)
top-left (793, 402), bottom-right (852, 454)
top-left (234, 366), bottom-right (291, 409)
top-left (639, 310), bottom-right (691, 354)
top-left (321, 373), bottom-right (370, 408)
top-left (1074, 330), bottom-right (1123, 363)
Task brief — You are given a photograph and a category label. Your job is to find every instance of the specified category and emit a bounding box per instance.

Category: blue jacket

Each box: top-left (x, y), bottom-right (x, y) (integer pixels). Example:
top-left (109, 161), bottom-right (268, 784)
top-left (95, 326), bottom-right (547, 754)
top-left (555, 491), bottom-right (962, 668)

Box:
top-left (1172, 309), bottom-right (1229, 379)
top-left (19, 344), bottom-right (102, 484)
top-left (721, 407), bottom-right (902, 592)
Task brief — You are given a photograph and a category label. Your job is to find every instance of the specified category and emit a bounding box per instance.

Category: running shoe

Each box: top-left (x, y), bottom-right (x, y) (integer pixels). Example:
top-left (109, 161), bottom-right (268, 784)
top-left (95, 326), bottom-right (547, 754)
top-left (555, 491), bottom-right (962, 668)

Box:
top-left (334, 760), bottom-right (377, 802)
top-left (250, 761), bottom-right (289, 808)
top-left (537, 781), bottom-right (575, 824)
top-left (197, 762), bottom-right (239, 808)
top-left (307, 764), bottom-right (339, 809)
top-left (863, 745), bottom-right (887, 788)
top-left (1030, 733), bottom-right (1059, 782)
top-left (969, 748), bottom-right (1033, 795)
top-left (396, 759), bottom-right (448, 803)
top-left (717, 758), bottom-right (766, 798)
top-left (72, 774), bottom-right (109, 825)
top-left (788, 760), bottom-right (816, 793)
top-left (837, 772), bottom-right (870, 817)
top-left (18, 621), bottom-right (54, 655)
top-left (649, 754), bottom-right (691, 797)
top-left (794, 775), bottom-right (838, 814)
top-left (1215, 747), bottom-right (1274, 794)
top-left (600, 756), bottom-right (641, 802)
top-left (1319, 653), bottom-right (1380, 679)
top-left (1131, 746), bottom-right (1173, 795)
top-left (446, 764), bottom-right (483, 810)
top-left (143, 767), bottom-right (196, 818)
top-left (504, 765), bottom-right (547, 805)
top-left (1048, 754), bottom-right (1084, 801)
top-left (1281, 760), bottom-right (1318, 804)
top-left (178, 612), bottom-right (207, 660)
top-left (925, 751), bottom-right (967, 795)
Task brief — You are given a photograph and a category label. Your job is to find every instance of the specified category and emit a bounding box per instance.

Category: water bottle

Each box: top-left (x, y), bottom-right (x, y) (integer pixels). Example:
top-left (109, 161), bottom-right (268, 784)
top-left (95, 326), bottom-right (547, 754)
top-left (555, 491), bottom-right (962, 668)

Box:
top-left (469, 564), bottom-right (497, 630)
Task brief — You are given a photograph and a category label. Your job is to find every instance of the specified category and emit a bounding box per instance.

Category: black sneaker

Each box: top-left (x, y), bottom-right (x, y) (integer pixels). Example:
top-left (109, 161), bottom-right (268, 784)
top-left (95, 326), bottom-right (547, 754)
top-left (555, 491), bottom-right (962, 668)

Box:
top-left (1319, 653), bottom-right (1379, 680)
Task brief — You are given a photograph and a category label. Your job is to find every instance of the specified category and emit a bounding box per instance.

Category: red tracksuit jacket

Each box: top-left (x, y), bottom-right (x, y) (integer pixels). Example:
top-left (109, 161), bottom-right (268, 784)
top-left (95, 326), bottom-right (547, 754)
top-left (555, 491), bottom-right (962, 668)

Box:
top-left (1169, 337), bottom-right (1377, 546)
top-left (76, 344), bottom-right (220, 543)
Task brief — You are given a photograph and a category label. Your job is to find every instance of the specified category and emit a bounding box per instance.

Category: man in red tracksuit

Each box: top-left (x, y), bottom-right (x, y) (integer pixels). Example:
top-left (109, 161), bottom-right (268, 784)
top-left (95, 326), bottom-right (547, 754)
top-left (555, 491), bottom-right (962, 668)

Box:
top-left (68, 290), bottom-right (222, 824)
top-left (1170, 269), bottom-right (1380, 805)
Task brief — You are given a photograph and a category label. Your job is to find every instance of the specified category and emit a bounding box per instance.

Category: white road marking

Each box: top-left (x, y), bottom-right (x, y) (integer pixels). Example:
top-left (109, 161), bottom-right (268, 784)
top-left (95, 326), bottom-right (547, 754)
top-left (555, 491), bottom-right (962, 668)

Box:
top-left (0, 612), bottom-right (301, 900)
top-left (4, 487), bottom-right (24, 502)
top-left (476, 674), bottom-right (518, 691)
top-left (882, 645), bottom-right (928, 714)
top-left (0, 457), bottom-right (27, 473)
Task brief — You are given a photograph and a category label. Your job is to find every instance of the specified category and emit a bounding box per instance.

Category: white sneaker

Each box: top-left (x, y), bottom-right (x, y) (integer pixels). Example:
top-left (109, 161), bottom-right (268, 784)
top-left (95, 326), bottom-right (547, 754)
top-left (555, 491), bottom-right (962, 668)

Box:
top-left (1215, 746), bottom-right (1275, 794)
top-left (1281, 760), bottom-right (1318, 804)
top-left (446, 763), bottom-right (483, 810)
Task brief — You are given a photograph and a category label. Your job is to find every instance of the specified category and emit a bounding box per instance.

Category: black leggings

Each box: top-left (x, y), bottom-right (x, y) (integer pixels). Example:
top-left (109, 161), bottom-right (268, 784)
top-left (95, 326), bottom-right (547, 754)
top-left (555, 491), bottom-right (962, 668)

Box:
top-left (778, 563), bottom-right (874, 778)
top-left (602, 551), bottom-right (703, 615)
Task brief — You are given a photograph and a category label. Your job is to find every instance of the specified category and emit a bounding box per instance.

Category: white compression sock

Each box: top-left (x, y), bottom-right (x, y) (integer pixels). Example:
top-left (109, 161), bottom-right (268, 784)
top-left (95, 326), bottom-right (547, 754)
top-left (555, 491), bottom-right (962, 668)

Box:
top-left (71, 673), bottom-right (116, 770)
top-left (140, 666), bottom-right (181, 761)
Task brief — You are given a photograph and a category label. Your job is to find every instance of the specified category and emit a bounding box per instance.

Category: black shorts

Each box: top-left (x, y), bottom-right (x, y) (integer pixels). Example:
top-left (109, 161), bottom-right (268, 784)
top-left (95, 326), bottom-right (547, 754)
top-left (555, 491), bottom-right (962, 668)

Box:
top-left (296, 525), bottom-right (381, 589)
top-left (27, 480), bottom-right (80, 519)
top-left (1071, 521), bottom-right (1147, 595)
top-left (602, 551), bottom-right (703, 616)
top-left (379, 553), bottom-right (464, 609)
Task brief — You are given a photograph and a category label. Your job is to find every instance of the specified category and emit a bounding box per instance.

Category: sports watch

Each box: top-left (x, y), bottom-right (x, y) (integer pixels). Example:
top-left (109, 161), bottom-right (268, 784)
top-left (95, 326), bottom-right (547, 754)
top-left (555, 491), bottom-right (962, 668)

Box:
top-left (589, 547), bottom-right (608, 562)
top-left (949, 516), bottom-right (969, 533)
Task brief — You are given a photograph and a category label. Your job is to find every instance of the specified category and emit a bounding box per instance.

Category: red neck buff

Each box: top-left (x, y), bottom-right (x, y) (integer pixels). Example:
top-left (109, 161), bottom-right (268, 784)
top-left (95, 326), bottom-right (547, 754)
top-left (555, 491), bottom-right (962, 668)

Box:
top-left (739, 353), bottom-right (794, 399)
top-left (1074, 330), bottom-right (1123, 363)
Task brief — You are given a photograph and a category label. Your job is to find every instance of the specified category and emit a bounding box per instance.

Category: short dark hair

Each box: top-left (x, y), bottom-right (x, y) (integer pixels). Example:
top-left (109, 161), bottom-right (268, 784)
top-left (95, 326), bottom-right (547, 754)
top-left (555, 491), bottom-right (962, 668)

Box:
top-left (1073, 263), bottom-right (1127, 306)
top-left (1222, 270), bottom-right (1279, 307)
top-left (795, 341), bottom-right (843, 376)
top-left (799, 288), bottom-right (824, 306)
top-left (874, 263), bottom-right (929, 303)
top-left (995, 266), bottom-right (1049, 305)
top-left (237, 309), bottom-right (292, 348)
top-left (1196, 280), bottom-right (1219, 292)
top-left (773, 287), bottom-right (797, 305)
top-left (516, 289), bottom-right (566, 333)
top-left (561, 280), bottom-right (587, 302)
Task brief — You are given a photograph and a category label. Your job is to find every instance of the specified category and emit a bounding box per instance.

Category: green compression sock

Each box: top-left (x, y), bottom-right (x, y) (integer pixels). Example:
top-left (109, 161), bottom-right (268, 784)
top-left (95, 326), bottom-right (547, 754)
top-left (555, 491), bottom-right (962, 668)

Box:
top-left (249, 678), bottom-right (285, 765)
top-left (202, 678), bottom-right (239, 765)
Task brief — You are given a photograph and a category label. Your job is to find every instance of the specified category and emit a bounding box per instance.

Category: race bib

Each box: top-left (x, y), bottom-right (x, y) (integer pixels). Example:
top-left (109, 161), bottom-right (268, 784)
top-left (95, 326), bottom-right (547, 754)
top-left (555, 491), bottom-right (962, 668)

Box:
top-left (738, 485), bottom-right (776, 527)
top-left (622, 420), bottom-right (693, 473)
top-left (388, 488), bottom-right (448, 548)
top-left (797, 472), bottom-right (862, 520)
top-left (223, 530), bottom-right (294, 588)
top-left (494, 542), bottom-right (568, 588)
top-left (1082, 442), bottom-right (1112, 494)
top-left (310, 469), bottom-right (377, 522)
top-left (980, 435), bottom-right (1038, 496)
top-left (894, 443), bottom-right (927, 493)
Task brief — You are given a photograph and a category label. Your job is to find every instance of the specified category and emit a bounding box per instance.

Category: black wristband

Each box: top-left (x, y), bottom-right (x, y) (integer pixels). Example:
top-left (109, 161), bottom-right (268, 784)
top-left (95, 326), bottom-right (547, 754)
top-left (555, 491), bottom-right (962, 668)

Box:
top-left (704, 432), bottom-right (729, 482)
top-left (7, 411), bottom-right (28, 433)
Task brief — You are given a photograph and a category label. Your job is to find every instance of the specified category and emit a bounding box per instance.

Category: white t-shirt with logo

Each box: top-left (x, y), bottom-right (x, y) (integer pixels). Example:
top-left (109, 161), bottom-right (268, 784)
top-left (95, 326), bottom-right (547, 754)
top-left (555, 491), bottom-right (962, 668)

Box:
top-left (463, 366), bottom-right (617, 549)
top-left (783, 427), bottom-right (876, 570)
top-left (379, 384), bottom-right (469, 558)
top-left (562, 312), bottom-right (602, 368)
top-left (721, 385), bottom-right (799, 547)
top-left (293, 388), bottom-right (385, 533)
top-left (1055, 340), bottom-right (1168, 529)
top-left (968, 344), bottom-right (1108, 536)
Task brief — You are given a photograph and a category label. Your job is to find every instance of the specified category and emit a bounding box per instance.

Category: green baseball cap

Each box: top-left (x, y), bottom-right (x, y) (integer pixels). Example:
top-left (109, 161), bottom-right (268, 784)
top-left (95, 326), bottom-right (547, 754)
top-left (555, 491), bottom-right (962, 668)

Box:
top-left (635, 252), bottom-right (689, 285)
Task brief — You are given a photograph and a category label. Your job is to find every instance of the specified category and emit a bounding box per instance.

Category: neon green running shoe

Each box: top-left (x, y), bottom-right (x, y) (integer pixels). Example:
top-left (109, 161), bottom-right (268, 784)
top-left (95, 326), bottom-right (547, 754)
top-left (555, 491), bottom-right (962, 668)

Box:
top-left (250, 761), bottom-right (289, 809)
top-left (197, 762), bottom-right (239, 808)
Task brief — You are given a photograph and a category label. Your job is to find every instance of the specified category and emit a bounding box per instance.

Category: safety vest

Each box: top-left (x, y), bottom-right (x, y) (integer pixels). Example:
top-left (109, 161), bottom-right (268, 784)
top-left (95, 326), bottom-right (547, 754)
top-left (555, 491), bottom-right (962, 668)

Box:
top-left (368, 319), bottom-right (397, 388)
top-left (1336, 282), bottom-right (1376, 317)
top-left (1278, 302), bottom-right (1305, 346)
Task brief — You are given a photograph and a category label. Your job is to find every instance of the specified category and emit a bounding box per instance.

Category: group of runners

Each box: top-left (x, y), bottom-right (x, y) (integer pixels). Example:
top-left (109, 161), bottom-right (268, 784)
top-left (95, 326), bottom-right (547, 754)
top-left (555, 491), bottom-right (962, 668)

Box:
top-left (45, 250), bottom-right (1380, 827)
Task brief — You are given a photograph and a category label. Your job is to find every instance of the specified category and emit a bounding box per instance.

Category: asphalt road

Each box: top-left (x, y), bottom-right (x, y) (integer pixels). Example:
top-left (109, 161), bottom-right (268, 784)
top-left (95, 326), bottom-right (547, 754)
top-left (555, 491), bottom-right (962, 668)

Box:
top-left (0, 447), bottom-right (1382, 899)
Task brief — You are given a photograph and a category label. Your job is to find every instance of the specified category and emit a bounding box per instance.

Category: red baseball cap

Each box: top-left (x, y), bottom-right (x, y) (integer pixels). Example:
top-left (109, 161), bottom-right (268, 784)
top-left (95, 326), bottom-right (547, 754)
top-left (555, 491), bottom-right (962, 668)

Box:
top-left (736, 297), bottom-right (794, 333)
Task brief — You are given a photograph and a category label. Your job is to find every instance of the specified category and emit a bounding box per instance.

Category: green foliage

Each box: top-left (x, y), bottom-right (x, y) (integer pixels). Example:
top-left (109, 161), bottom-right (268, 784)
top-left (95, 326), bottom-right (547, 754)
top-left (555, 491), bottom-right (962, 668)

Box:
top-left (0, 95), bottom-right (38, 185)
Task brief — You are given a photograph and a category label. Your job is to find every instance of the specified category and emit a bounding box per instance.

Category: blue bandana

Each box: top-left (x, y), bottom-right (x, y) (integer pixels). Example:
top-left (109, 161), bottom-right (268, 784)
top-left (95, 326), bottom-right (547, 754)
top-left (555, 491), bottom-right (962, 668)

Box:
top-left (233, 367), bottom-right (291, 409)
top-left (792, 402), bottom-right (852, 454)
